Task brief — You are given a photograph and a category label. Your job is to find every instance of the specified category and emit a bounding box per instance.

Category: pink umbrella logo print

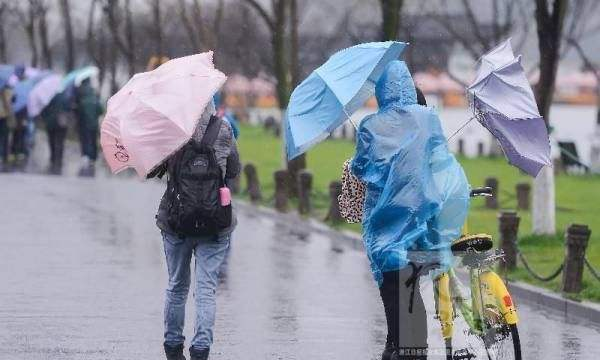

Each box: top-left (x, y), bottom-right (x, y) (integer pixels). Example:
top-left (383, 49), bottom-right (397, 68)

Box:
top-left (114, 139), bottom-right (130, 163)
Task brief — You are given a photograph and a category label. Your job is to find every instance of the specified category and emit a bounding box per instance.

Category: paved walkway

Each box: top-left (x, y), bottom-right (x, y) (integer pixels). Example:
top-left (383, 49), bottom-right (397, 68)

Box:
top-left (1, 173), bottom-right (600, 359)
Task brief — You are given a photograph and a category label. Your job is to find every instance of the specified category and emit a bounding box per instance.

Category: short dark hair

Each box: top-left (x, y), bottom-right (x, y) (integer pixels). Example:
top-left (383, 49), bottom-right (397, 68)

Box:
top-left (415, 87), bottom-right (427, 106)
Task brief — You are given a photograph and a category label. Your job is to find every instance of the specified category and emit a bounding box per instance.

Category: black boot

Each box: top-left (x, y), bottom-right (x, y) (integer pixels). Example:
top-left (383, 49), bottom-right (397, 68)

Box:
top-left (189, 346), bottom-right (209, 360)
top-left (164, 343), bottom-right (186, 360)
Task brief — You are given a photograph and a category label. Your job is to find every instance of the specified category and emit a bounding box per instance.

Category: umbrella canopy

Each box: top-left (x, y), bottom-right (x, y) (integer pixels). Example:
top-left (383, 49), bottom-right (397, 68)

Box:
top-left (60, 66), bottom-right (99, 100)
top-left (27, 74), bottom-right (63, 117)
top-left (0, 65), bottom-right (14, 89)
top-left (101, 51), bottom-right (227, 178)
top-left (12, 72), bottom-right (50, 114)
top-left (285, 41), bottom-right (406, 159)
top-left (468, 39), bottom-right (551, 177)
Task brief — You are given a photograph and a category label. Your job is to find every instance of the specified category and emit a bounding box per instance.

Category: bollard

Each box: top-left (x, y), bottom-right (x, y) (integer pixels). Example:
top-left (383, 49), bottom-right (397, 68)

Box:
top-left (498, 211), bottom-right (519, 271)
top-left (297, 170), bottom-right (313, 215)
top-left (273, 170), bottom-right (289, 212)
top-left (325, 181), bottom-right (344, 223)
top-left (562, 224), bottom-right (591, 293)
top-left (273, 122), bottom-right (281, 137)
top-left (243, 163), bottom-right (262, 203)
top-left (229, 174), bottom-right (241, 194)
top-left (458, 139), bottom-right (465, 156)
top-left (515, 182), bottom-right (531, 210)
top-left (485, 177), bottom-right (499, 209)
top-left (477, 142), bottom-right (484, 156)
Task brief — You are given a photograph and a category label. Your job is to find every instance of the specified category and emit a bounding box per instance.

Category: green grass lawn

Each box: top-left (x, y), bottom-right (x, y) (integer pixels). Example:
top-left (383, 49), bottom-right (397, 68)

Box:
top-left (236, 123), bottom-right (600, 301)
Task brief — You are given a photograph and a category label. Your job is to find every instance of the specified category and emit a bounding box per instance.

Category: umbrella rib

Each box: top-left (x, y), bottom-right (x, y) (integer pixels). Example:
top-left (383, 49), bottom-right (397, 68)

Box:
top-left (447, 116), bottom-right (476, 142)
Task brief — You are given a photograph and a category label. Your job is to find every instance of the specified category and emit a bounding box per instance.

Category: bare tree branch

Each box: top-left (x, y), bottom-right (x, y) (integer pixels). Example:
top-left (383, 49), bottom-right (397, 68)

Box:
top-left (242, 0), bottom-right (275, 31)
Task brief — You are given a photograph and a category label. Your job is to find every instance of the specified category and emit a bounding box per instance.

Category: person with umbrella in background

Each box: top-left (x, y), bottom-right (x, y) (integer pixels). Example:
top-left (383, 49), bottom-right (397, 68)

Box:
top-left (74, 78), bottom-right (104, 177)
top-left (351, 60), bottom-right (469, 360)
top-left (41, 92), bottom-right (70, 175)
top-left (0, 78), bottom-right (14, 172)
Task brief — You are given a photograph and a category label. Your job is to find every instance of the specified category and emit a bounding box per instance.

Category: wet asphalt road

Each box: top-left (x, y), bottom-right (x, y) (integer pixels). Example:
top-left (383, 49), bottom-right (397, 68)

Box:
top-left (1, 172), bottom-right (600, 360)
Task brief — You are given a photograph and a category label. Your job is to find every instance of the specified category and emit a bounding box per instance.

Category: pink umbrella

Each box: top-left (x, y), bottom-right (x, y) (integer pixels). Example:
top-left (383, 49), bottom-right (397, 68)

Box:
top-left (101, 51), bottom-right (227, 178)
top-left (28, 74), bottom-right (62, 117)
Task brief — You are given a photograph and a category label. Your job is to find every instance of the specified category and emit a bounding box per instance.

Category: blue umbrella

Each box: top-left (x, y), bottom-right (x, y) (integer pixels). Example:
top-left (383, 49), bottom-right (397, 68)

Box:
top-left (60, 66), bottom-right (99, 99)
top-left (0, 64), bottom-right (15, 89)
top-left (467, 39), bottom-right (551, 177)
top-left (12, 72), bottom-right (50, 114)
top-left (285, 41), bottom-right (406, 159)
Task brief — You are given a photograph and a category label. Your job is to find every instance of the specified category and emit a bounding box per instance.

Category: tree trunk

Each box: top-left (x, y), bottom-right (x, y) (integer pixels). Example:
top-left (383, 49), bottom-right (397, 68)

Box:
top-left (25, 6), bottom-right (38, 68)
top-left (532, 0), bottom-right (567, 235)
top-left (152, 0), bottom-right (164, 56)
top-left (38, 6), bottom-right (52, 68)
top-left (124, 0), bottom-right (135, 77)
top-left (285, 0), bottom-right (305, 196)
top-left (178, 0), bottom-right (201, 51)
top-left (60, 0), bottom-right (75, 71)
top-left (379, 0), bottom-right (403, 41)
top-left (0, 5), bottom-right (7, 63)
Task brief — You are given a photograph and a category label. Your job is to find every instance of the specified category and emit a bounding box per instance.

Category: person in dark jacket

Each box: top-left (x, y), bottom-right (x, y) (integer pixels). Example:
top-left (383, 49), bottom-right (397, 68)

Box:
top-left (42, 92), bottom-right (70, 174)
top-left (155, 101), bottom-right (241, 360)
top-left (74, 78), bottom-right (104, 176)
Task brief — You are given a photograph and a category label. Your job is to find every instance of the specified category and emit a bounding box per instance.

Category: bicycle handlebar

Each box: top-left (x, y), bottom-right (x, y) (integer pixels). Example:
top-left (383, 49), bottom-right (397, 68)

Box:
top-left (470, 187), bottom-right (493, 197)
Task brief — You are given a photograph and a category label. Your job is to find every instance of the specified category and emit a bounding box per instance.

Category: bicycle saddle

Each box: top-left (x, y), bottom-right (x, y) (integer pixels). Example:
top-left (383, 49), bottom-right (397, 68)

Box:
top-left (451, 234), bottom-right (494, 253)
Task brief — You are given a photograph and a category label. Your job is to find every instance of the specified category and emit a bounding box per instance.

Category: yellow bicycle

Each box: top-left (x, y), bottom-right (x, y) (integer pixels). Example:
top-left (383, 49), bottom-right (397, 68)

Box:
top-left (434, 187), bottom-right (521, 360)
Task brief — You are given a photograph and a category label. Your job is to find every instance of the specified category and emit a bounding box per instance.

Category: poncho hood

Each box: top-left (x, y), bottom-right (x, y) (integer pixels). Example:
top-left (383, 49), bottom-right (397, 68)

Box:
top-left (375, 60), bottom-right (417, 108)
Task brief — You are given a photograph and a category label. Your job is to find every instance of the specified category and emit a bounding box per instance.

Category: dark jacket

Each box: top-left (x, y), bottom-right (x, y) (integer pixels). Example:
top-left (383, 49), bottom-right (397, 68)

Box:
top-left (42, 93), bottom-right (69, 129)
top-left (156, 115), bottom-right (241, 236)
top-left (75, 82), bottom-right (104, 131)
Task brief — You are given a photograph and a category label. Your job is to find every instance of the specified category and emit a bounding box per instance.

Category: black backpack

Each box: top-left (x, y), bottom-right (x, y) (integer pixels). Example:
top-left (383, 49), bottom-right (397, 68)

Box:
top-left (166, 115), bottom-right (232, 237)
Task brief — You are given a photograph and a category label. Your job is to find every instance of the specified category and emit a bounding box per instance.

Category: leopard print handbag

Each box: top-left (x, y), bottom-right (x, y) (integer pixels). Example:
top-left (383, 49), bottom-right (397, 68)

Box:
top-left (338, 158), bottom-right (366, 224)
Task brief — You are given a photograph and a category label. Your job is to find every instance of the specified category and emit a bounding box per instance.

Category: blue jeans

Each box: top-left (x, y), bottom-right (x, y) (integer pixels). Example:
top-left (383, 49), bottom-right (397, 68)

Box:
top-left (162, 231), bottom-right (230, 350)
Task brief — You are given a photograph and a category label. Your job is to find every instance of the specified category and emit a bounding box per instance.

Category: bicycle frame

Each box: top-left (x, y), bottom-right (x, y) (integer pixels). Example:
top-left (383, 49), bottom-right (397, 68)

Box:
top-left (434, 266), bottom-right (518, 340)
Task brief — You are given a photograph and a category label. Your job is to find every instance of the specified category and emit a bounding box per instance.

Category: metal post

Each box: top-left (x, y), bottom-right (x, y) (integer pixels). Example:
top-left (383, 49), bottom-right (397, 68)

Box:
top-left (498, 211), bottom-right (519, 271)
top-left (243, 163), bottom-right (262, 203)
top-left (326, 181), bottom-right (343, 223)
top-left (515, 182), bottom-right (531, 210)
top-left (562, 224), bottom-right (591, 294)
top-left (485, 177), bottom-right (499, 209)
top-left (297, 170), bottom-right (312, 215)
top-left (273, 170), bottom-right (288, 212)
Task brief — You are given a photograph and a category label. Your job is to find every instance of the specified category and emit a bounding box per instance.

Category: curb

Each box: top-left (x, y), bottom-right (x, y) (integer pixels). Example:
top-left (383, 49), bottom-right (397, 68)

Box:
top-left (235, 200), bottom-right (600, 324)
top-left (506, 279), bottom-right (600, 324)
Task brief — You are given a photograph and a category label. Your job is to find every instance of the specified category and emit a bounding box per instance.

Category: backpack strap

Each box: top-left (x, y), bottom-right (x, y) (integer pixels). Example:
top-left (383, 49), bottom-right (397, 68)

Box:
top-left (200, 115), bottom-right (222, 148)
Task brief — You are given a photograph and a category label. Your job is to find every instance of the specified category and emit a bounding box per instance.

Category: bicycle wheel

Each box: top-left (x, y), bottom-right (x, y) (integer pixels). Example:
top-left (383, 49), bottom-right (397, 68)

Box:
top-left (480, 323), bottom-right (521, 360)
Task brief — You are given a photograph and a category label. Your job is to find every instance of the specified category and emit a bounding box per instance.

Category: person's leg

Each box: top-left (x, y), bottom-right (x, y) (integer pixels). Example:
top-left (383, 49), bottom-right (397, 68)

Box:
top-left (0, 119), bottom-right (7, 167)
top-left (397, 265), bottom-right (428, 360)
top-left (89, 128), bottom-right (98, 162)
top-left (380, 271), bottom-right (400, 359)
top-left (55, 127), bottom-right (67, 173)
top-left (47, 127), bottom-right (57, 171)
top-left (162, 232), bottom-right (194, 356)
top-left (190, 232), bottom-right (231, 358)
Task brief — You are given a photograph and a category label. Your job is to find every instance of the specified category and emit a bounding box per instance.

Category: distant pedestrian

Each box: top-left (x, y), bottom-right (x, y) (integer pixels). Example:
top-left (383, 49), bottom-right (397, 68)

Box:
top-left (10, 108), bottom-right (28, 170)
top-left (0, 84), bottom-right (14, 171)
top-left (74, 78), bottom-right (104, 177)
top-left (42, 92), bottom-right (70, 175)
top-left (150, 101), bottom-right (241, 360)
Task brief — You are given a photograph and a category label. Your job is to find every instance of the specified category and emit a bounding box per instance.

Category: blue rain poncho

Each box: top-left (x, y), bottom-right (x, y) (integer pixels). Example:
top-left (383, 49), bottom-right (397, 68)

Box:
top-left (351, 61), bottom-right (470, 286)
